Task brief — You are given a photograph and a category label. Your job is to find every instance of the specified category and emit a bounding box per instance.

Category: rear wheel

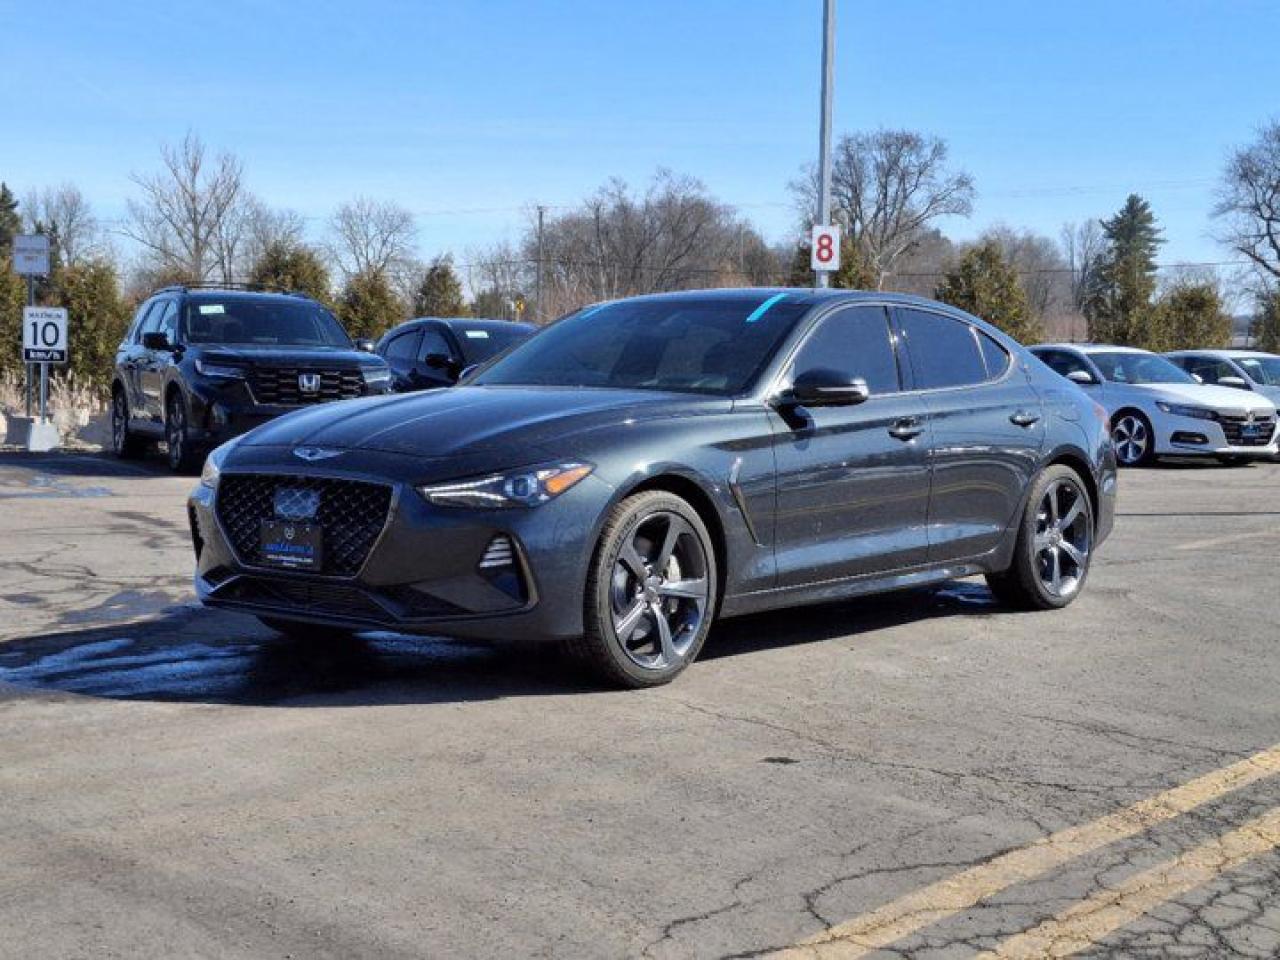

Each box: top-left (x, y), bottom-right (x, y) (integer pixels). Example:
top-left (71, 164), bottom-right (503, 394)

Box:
top-left (110, 388), bottom-right (148, 459)
top-left (1111, 411), bottom-right (1154, 467)
top-left (165, 393), bottom-right (202, 474)
top-left (566, 491), bottom-right (717, 688)
top-left (987, 464), bottom-right (1094, 611)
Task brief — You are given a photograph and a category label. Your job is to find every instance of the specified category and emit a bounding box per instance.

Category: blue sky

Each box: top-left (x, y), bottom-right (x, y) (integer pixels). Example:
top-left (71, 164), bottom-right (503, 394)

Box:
top-left (2, 0), bottom-right (1275, 268)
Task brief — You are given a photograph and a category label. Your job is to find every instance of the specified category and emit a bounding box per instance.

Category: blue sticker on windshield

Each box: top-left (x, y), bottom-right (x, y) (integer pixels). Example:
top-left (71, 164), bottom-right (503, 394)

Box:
top-left (744, 293), bottom-right (788, 324)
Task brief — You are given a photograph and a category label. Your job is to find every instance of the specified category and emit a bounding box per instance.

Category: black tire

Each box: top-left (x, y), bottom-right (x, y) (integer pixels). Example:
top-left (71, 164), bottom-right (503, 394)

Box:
top-left (565, 490), bottom-right (718, 688)
top-left (1216, 455), bottom-right (1251, 467)
top-left (165, 392), bottom-right (202, 474)
top-left (256, 616), bottom-right (356, 641)
top-left (1111, 410), bottom-right (1155, 467)
top-left (110, 387), bottom-right (149, 460)
top-left (986, 464), bottom-right (1095, 611)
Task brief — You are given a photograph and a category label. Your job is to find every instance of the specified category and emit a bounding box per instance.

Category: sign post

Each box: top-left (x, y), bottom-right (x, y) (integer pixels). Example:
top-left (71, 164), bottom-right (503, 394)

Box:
top-left (12, 234), bottom-right (62, 452)
top-left (814, 0), bottom-right (837, 288)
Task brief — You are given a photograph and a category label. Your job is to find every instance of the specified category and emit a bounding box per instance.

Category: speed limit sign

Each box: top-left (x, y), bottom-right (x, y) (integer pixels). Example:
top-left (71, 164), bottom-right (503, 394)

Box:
top-left (810, 224), bottom-right (842, 273)
top-left (23, 307), bottom-right (69, 363)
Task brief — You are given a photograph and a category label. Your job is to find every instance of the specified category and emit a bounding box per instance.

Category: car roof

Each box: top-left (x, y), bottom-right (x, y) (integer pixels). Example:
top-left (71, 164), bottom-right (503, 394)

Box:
top-left (1167, 348), bottom-right (1280, 359)
top-left (408, 317), bottom-right (537, 333)
top-left (1031, 343), bottom-right (1152, 355)
top-left (182, 289), bottom-right (317, 304)
top-left (618, 287), bottom-right (964, 311)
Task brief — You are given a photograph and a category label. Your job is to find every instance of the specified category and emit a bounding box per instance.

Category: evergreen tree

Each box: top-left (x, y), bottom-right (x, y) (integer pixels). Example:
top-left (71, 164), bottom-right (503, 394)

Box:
top-left (0, 263), bottom-right (26, 379)
top-left (935, 240), bottom-right (1040, 343)
top-left (1085, 194), bottom-right (1163, 344)
top-left (412, 255), bottom-right (466, 316)
top-left (337, 269), bottom-right (402, 340)
top-left (1252, 290), bottom-right (1280, 353)
top-left (1148, 279), bottom-right (1231, 352)
top-left (785, 238), bottom-right (876, 289)
top-left (52, 258), bottom-right (131, 393)
top-left (0, 183), bottom-right (20, 253)
top-left (248, 241), bottom-right (332, 305)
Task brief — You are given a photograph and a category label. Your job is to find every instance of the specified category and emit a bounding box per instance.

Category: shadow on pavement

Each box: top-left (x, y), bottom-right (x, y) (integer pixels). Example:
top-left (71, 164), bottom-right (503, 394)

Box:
top-left (0, 581), bottom-right (1002, 707)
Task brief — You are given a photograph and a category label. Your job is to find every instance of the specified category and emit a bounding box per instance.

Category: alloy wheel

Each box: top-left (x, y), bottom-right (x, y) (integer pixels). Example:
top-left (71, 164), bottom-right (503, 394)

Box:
top-left (609, 511), bottom-right (710, 671)
top-left (167, 399), bottom-right (186, 470)
top-left (112, 393), bottom-right (127, 454)
top-left (1033, 478), bottom-right (1091, 599)
top-left (1112, 415), bottom-right (1148, 465)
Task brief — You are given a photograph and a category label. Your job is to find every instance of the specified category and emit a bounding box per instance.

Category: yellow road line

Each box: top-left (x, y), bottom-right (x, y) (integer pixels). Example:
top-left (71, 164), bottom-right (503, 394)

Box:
top-left (976, 804), bottom-right (1280, 958)
top-left (775, 743), bottom-right (1280, 959)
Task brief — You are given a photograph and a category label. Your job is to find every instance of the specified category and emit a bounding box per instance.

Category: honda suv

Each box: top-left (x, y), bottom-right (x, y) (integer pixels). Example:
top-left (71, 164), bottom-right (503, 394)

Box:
top-left (110, 285), bottom-right (392, 472)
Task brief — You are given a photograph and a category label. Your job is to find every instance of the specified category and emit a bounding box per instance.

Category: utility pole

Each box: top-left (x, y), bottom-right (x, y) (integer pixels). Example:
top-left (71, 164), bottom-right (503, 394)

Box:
top-left (815, 0), bottom-right (836, 289)
top-left (535, 205), bottom-right (546, 324)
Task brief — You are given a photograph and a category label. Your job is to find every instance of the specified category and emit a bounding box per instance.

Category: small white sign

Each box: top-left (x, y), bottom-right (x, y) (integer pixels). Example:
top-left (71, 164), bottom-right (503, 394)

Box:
top-left (13, 234), bottom-right (51, 277)
top-left (23, 306), bottom-right (68, 363)
top-left (810, 224), bottom-right (842, 273)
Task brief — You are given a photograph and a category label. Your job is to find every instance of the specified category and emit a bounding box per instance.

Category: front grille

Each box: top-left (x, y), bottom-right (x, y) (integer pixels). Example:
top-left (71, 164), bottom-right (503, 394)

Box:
top-left (1220, 414), bottom-right (1276, 447)
top-left (215, 474), bottom-right (393, 576)
top-left (249, 366), bottom-right (365, 405)
top-left (217, 577), bottom-right (392, 622)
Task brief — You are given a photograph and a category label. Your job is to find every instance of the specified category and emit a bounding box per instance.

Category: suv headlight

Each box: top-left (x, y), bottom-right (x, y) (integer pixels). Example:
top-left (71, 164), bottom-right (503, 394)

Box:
top-left (361, 366), bottom-right (391, 386)
top-left (1156, 402), bottom-right (1217, 421)
top-left (195, 360), bottom-right (246, 379)
top-left (199, 438), bottom-right (240, 489)
top-left (418, 462), bottom-right (593, 509)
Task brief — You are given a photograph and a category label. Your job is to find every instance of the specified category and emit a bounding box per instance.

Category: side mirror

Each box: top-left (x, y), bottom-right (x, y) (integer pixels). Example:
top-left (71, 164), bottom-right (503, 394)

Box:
top-left (1190, 373), bottom-right (1204, 384)
top-left (142, 331), bottom-right (172, 351)
top-left (1066, 369), bottom-right (1096, 385)
top-left (355, 338), bottom-right (376, 353)
top-left (1218, 375), bottom-right (1251, 390)
top-left (784, 369), bottom-right (870, 407)
top-left (423, 352), bottom-right (455, 371)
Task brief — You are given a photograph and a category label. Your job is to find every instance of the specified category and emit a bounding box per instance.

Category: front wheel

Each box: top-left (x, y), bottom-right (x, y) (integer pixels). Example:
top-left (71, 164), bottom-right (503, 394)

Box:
top-left (566, 491), bottom-right (718, 688)
top-left (987, 464), bottom-right (1094, 611)
top-left (165, 393), bottom-right (202, 474)
top-left (1111, 411), bottom-right (1154, 467)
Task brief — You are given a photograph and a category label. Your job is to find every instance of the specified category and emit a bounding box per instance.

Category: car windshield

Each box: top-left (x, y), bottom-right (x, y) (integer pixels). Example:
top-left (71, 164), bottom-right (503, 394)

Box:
top-left (473, 294), bottom-right (809, 395)
top-left (182, 297), bottom-right (353, 347)
top-left (1090, 351), bottom-right (1197, 385)
top-left (1236, 356), bottom-right (1280, 386)
top-left (455, 324), bottom-right (533, 365)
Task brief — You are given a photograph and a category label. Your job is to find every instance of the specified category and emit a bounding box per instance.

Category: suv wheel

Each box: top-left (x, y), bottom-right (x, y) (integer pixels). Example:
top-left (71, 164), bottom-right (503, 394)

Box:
top-left (111, 388), bottom-right (148, 460)
top-left (566, 490), bottom-right (717, 688)
top-left (165, 393), bottom-right (201, 474)
top-left (987, 464), bottom-right (1094, 611)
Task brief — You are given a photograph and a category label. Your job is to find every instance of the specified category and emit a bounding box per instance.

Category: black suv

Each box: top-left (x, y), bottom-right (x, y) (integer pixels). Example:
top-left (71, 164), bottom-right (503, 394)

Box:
top-left (375, 317), bottom-right (536, 391)
top-left (110, 285), bottom-right (393, 472)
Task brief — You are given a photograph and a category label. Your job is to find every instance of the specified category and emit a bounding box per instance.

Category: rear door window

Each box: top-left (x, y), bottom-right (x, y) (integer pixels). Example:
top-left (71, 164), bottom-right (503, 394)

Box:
top-left (895, 308), bottom-right (986, 390)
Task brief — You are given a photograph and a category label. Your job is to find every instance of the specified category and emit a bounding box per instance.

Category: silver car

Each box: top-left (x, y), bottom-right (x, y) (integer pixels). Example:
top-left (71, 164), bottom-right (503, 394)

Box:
top-left (1165, 349), bottom-right (1280, 408)
top-left (1030, 344), bottom-right (1279, 466)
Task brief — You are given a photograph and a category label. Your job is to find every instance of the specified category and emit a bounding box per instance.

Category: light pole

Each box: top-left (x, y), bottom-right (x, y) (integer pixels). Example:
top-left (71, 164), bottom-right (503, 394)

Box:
top-left (815, 0), bottom-right (836, 289)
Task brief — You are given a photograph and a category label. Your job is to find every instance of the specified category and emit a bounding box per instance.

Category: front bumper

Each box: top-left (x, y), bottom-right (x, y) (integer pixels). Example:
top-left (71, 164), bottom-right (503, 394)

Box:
top-left (1155, 413), bottom-right (1278, 458)
top-left (187, 454), bottom-right (609, 642)
top-left (186, 381), bottom-right (392, 446)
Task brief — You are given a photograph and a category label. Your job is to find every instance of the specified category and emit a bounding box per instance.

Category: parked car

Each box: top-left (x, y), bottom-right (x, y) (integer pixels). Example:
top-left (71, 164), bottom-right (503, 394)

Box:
top-left (1165, 349), bottom-right (1280, 407)
top-left (1029, 343), bottom-right (1279, 466)
top-left (111, 285), bottom-right (392, 473)
top-left (376, 317), bottom-right (536, 391)
top-left (190, 290), bottom-right (1116, 687)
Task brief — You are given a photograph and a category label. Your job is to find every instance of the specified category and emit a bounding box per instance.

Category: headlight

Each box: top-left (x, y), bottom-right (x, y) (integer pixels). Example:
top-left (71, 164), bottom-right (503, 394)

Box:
top-left (418, 462), bottom-right (593, 509)
top-left (1156, 402), bottom-right (1217, 421)
top-left (195, 360), bottom-right (245, 379)
top-left (361, 366), bottom-right (392, 385)
top-left (199, 438), bottom-right (240, 489)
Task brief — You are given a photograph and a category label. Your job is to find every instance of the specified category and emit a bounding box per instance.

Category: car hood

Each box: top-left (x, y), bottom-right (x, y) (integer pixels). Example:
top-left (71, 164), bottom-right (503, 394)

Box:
top-left (196, 344), bottom-right (383, 366)
top-left (1118, 382), bottom-right (1277, 414)
top-left (236, 385), bottom-right (729, 458)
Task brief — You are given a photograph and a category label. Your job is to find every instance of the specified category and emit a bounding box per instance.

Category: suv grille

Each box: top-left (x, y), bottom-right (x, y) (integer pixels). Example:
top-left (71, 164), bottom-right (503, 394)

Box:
top-left (249, 367), bottom-right (364, 405)
top-left (1221, 414), bottom-right (1276, 447)
top-left (215, 474), bottom-right (393, 576)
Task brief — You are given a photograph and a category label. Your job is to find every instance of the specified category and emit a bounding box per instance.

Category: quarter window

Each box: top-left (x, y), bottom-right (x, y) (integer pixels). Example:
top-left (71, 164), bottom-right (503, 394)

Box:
top-left (896, 309), bottom-right (986, 390)
top-left (977, 330), bottom-right (1011, 380)
top-left (790, 305), bottom-right (900, 396)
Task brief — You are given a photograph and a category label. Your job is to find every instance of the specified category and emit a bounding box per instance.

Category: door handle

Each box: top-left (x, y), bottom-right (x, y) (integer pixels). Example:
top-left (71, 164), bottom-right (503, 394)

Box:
top-left (1010, 410), bottom-right (1041, 427)
top-left (888, 417), bottom-right (923, 441)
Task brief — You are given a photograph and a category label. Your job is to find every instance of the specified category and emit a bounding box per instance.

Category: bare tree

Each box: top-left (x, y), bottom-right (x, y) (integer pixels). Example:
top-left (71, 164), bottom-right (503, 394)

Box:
top-left (1060, 219), bottom-right (1105, 311)
top-left (327, 197), bottom-right (416, 279)
top-left (1215, 120), bottom-right (1280, 283)
top-left (243, 199), bottom-right (306, 264)
top-left (23, 183), bottom-right (100, 266)
top-left (124, 132), bottom-right (246, 282)
top-left (793, 129), bottom-right (975, 288)
top-left (980, 225), bottom-right (1072, 323)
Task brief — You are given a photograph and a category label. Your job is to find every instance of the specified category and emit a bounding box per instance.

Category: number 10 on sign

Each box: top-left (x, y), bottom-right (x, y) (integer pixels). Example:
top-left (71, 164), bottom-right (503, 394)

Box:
top-left (810, 224), bottom-right (841, 273)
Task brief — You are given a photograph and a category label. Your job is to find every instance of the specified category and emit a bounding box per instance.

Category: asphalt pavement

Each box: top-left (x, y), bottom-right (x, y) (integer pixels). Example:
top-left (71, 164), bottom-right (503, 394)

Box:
top-left (2, 450), bottom-right (1280, 959)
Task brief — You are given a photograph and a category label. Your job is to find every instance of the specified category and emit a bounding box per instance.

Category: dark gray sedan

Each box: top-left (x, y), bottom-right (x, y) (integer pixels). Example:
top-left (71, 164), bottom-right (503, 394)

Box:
top-left (189, 289), bottom-right (1117, 687)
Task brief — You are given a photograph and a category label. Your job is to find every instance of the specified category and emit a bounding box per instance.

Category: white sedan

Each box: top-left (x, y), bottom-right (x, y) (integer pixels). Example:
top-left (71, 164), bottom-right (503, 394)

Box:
top-left (1029, 344), bottom-right (1279, 466)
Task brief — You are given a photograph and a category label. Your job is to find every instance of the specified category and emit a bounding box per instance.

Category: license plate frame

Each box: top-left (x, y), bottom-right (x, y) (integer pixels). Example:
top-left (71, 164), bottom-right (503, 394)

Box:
top-left (260, 520), bottom-right (323, 570)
